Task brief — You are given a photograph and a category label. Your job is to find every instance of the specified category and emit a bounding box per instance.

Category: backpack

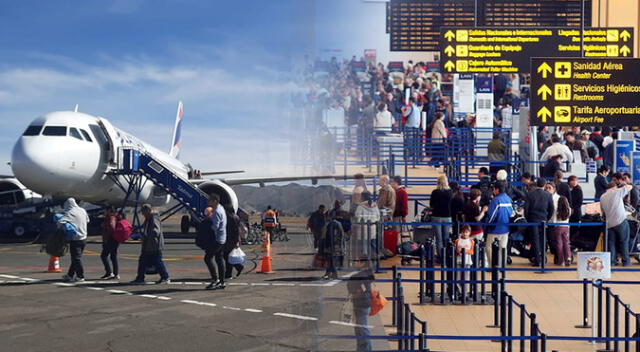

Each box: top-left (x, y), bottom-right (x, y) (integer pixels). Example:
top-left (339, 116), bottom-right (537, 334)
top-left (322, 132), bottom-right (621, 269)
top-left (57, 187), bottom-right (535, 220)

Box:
top-left (112, 219), bottom-right (133, 243)
top-left (45, 229), bottom-right (69, 257)
top-left (196, 219), bottom-right (214, 250)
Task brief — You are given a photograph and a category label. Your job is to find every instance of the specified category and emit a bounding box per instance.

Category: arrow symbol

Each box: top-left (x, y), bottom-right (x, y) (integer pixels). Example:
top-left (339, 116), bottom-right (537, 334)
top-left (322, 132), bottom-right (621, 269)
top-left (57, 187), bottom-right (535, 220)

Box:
top-left (537, 62), bottom-right (552, 78)
top-left (444, 46), bottom-right (455, 57)
top-left (444, 61), bottom-right (455, 72)
top-left (621, 30), bottom-right (632, 42)
top-left (444, 30), bottom-right (455, 41)
top-left (620, 45), bottom-right (631, 57)
top-left (537, 84), bottom-right (552, 101)
top-left (537, 107), bottom-right (551, 123)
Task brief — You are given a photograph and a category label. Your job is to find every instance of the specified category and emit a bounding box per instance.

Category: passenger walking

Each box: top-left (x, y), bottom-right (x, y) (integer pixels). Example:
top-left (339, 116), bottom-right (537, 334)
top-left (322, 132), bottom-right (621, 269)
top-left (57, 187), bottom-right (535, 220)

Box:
top-left (60, 198), bottom-right (90, 282)
top-left (204, 194), bottom-right (227, 289)
top-left (430, 175), bottom-right (453, 255)
top-left (524, 178), bottom-right (555, 267)
top-left (347, 258), bottom-right (374, 351)
top-left (132, 204), bottom-right (170, 284)
top-left (377, 174), bottom-right (396, 220)
top-left (485, 181), bottom-right (514, 267)
top-left (322, 215), bottom-right (347, 280)
top-left (354, 192), bottom-right (380, 257)
top-left (307, 205), bottom-right (327, 250)
top-left (463, 189), bottom-right (488, 242)
top-left (600, 181), bottom-right (633, 266)
top-left (223, 205), bottom-right (243, 279)
top-left (100, 206), bottom-right (119, 280)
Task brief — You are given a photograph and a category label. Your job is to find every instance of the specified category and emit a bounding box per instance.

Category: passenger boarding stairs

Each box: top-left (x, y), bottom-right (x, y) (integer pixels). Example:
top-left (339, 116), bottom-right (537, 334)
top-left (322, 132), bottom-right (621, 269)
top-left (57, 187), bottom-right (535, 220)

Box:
top-left (108, 148), bottom-right (208, 226)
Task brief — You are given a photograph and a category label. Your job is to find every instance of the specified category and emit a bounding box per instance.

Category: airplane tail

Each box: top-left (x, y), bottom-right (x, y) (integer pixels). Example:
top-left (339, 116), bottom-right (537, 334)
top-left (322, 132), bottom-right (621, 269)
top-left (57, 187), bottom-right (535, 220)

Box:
top-left (169, 101), bottom-right (183, 159)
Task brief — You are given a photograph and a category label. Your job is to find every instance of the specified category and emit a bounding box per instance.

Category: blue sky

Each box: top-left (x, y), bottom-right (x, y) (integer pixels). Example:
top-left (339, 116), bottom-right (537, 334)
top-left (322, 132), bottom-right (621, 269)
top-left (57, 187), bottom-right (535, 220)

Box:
top-left (0, 0), bottom-right (315, 176)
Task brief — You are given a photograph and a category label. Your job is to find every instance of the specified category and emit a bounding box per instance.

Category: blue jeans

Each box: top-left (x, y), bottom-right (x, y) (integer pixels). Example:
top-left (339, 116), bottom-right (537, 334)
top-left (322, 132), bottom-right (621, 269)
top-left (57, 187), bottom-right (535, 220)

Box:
top-left (432, 217), bottom-right (452, 255)
top-left (135, 252), bottom-right (169, 281)
top-left (354, 307), bottom-right (372, 351)
top-left (608, 220), bottom-right (630, 266)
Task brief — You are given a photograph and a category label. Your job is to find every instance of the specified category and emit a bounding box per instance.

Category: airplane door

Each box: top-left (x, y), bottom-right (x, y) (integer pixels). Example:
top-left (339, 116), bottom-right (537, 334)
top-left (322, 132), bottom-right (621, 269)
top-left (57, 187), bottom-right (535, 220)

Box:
top-left (96, 118), bottom-right (119, 166)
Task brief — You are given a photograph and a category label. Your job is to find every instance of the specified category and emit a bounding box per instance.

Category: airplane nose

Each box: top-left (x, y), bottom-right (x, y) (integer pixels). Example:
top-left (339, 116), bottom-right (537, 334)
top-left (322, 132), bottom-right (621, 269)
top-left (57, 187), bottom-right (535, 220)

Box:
top-left (11, 137), bottom-right (61, 193)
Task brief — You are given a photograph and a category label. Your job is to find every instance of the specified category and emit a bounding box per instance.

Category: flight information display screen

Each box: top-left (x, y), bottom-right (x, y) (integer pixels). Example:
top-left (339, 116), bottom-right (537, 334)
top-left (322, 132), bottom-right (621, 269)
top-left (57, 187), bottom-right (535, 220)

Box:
top-left (390, 0), bottom-right (592, 52)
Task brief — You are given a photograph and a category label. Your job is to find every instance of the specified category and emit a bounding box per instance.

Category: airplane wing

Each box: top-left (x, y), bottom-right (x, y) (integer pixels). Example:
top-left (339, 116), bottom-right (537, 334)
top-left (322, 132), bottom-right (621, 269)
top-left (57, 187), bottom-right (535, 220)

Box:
top-left (189, 174), bottom-right (372, 186)
top-left (199, 170), bottom-right (245, 176)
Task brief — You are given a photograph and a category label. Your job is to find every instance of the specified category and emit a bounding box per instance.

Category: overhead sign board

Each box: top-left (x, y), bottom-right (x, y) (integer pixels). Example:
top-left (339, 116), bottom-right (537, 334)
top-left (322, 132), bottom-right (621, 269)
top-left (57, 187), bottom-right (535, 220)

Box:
top-left (440, 27), bottom-right (634, 73)
top-left (531, 58), bottom-right (640, 126)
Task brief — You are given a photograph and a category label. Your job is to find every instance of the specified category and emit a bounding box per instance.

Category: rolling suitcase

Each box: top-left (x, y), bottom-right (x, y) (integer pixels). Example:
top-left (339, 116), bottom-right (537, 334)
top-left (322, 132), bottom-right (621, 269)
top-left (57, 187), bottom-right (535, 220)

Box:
top-left (384, 229), bottom-right (398, 255)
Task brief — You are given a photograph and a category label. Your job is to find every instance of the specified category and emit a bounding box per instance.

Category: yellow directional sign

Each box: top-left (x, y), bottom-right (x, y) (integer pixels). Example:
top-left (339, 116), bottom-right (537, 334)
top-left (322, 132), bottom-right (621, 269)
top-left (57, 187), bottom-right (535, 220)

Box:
top-left (537, 62), bottom-right (552, 78)
top-left (537, 107), bottom-right (551, 123)
top-left (444, 46), bottom-right (455, 57)
top-left (554, 106), bottom-right (571, 123)
top-left (621, 45), bottom-right (631, 57)
top-left (554, 84), bottom-right (571, 101)
top-left (439, 27), bottom-right (634, 73)
top-left (537, 84), bottom-right (552, 101)
top-left (621, 30), bottom-right (632, 42)
top-left (444, 61), bottom-right (455, 72)
top-left (554, 62), bottom-right (571, 79)
top-left (444, 30), bottom-right (455, 41)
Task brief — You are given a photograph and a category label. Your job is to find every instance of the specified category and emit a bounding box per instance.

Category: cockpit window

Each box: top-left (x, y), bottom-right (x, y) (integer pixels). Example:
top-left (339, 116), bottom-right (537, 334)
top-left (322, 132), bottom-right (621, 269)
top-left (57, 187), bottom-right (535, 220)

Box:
top-left (80, 129), bottom-right (93, 142)
top-left (69, 128), bottom-right (83, 140)
top-left (22, 125), bottom-right (43, 136)
top-left (42, 126), bottom-right (67, 136)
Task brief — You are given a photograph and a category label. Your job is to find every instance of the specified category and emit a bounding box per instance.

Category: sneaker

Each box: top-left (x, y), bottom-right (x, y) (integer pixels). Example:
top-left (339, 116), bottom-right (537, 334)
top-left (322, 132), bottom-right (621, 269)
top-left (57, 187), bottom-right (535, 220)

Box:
top-left (62, 274), bottom-right (73, 282)
top-left (75, 277), bottom-right (85, 282)
top-left (130, 279), bottom-right (145, 285)
top-left (156, 278), bottom-right (171, 284)
top-left (111, 275), bottom-right (120, 280)
top-left (100, 273), bottom-right (115, 280)
top-left (218, 283), bottom-right (226, 290)
top-left (206, 280), bottom-right (220, 290)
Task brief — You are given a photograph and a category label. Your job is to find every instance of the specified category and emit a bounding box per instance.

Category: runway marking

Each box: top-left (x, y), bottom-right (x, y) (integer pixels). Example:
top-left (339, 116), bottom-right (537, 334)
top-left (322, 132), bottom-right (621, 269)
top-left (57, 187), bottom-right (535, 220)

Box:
top-left (107, 289), bottom-right (132, 295)
top-left (250, 283), bottom-right (269, 286)
top-left (140, 294), bottom-right (158, 299)
top-left (328, 321), bottom-right (374, 329)
top-left (222, 306), bottom-right (242, 311)
top-left (300, 283), bottom-right (329, 287)
top-left (0, 274), bottom-right (20, 279)
top-left (244, 308), bottom-right (263, 313)
top-left (53, 282), bottom-right (74, 287)
top-left (180, 299), bottom-right (201, 305)
top-left (156, 296), bottom-right (171, 300)
top-left (85, 287), bottom-right (104, 291)
top-left (323, 280), bottom-right (341, 287)
top-left (271, 283), bottom-right (295, 286)
top-left (273, 313), bottom-right (318, 321)
top-left (19, 278), bottom-right (42, 283)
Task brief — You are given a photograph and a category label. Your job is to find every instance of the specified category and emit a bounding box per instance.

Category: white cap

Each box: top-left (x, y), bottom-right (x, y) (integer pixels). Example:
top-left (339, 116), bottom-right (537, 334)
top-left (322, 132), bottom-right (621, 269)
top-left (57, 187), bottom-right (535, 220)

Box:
top-left (496, 169), bottom-right (508, 181)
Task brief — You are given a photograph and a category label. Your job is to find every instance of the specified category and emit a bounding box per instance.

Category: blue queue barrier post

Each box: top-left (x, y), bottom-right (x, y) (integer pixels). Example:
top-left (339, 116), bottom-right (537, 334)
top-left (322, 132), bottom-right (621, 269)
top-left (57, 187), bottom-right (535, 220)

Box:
top-left (507, 294), bottom-right (514, 352)
top-left (576, 279), bottom-right (592, 329)
top-left (635, 314), bottom-right (640, 352)
top-left (481, 242), bottom-right (488, 304)
top-left (472, 240), bottom-right (480, 304)
top-left (520, 304), bottom-right (527, 352)
top-left (439, 247), bottom-right (446, 305)
top-left (598, 282), bottom-right (603, 340)
top-left (499, 291), bottom-right (508, 349)
top-left (419, 321), bottom-right (427, 351)
top-left (614, 295), bottom-right (620, 352)
top-left (418, 246), bottom-right (426, 305)
top-left (624, 304), bottom-right (630, 352)
top-left (530, 313), bottom-right (538, 352)
top-left (409, 311), bottom-right (416, 351)
top-left (536, 221), bottom-right (549, 274)
top-left (600, 287), bottom-right (612, 352)
top-left (391, 266), bottom-right (397, 326)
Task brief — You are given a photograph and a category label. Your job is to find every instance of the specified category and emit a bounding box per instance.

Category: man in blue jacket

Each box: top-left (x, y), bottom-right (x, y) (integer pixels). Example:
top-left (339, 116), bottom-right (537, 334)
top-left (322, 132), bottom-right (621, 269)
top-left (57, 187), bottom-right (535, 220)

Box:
top-left (485, 181), bottom-right (514, 267)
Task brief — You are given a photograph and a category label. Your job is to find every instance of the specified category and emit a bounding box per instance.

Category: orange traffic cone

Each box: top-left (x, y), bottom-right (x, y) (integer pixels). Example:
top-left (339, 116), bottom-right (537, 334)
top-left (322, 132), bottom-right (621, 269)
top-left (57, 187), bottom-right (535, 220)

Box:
top-left (47, 256), bottom-right (61, 273)
top-left (258, 255), bottom-right (274, 274)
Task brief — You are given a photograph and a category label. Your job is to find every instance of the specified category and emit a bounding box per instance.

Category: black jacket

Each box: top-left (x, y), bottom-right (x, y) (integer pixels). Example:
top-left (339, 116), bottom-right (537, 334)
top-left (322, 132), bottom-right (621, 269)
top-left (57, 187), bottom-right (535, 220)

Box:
top-left (570, 186), bottom-right (583, 220)
top-left (595, 174), bottom-right (608, 199)
top-left (225, 212), bottom-right (241, 250)
top-left (555, 182), bottom-right (572, 206)
top-left (472, 176), bottom-right (493, 207)
top-left (141, 214), bottom-right (164, 253)
top-left (524, 188), bottom-right (554, 222)
top-left (430, 189), bottom-right (453, 217)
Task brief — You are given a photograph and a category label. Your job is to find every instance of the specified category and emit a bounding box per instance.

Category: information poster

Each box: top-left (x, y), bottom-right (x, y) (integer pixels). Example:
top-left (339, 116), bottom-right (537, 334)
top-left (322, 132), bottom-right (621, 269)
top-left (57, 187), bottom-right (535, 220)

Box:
top-left (454, 74), bottom-right (475, 114)
top-left (633, 152), bottom-right (640, 186)
top-left (615, 140), bottom-right (635, 174)
top-left (577, 252), bottom-right (611, 280)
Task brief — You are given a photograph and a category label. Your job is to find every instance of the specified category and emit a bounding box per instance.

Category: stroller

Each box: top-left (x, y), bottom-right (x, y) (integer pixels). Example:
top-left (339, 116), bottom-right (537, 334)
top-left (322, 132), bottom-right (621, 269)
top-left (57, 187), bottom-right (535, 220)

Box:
top-left (506, 200), bottom-right (532, 264)
top-left (397, 241), bottom-right (421, 265)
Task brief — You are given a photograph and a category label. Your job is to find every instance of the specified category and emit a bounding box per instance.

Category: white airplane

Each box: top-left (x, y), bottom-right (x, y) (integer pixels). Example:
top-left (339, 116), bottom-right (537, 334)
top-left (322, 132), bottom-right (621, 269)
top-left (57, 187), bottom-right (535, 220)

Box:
top-left (9, 103), bottom-right (342, 222)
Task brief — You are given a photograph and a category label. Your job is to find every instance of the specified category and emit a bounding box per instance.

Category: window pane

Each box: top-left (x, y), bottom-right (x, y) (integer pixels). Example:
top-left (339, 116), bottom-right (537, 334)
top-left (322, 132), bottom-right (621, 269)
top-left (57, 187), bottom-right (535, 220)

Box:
top-left (80, 129), bottom-right (93, 142)
top-left (42, 126), bottom-right (67, 136)
top-left (69, 128), bottom-right (83, 140)
top-left (22, 125), bottom-right (43, 136)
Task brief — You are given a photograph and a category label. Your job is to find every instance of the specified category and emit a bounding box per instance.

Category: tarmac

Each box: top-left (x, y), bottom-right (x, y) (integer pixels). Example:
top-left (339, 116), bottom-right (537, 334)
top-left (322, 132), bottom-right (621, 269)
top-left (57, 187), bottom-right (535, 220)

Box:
top-left (0, 219), bottom-right (390, 352)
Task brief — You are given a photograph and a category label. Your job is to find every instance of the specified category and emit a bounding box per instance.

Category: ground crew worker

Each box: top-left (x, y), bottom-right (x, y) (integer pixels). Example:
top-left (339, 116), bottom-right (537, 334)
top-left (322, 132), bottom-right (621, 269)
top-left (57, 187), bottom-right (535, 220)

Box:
top-left (262, 205), bottom-right (278, 243)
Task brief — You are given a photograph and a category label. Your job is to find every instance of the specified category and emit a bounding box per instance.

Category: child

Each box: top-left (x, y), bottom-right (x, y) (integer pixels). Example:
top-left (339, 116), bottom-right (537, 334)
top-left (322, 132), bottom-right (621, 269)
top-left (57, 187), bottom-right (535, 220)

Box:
top-left (455, 225), bottom-right (475, 297)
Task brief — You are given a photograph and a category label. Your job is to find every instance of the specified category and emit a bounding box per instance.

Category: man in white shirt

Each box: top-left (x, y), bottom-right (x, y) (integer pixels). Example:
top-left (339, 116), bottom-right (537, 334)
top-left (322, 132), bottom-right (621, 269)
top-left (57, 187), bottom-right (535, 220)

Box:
top-left (600, 181), bottom-right (632, 266)
top-left (540, 134), bottom-right (574, 164)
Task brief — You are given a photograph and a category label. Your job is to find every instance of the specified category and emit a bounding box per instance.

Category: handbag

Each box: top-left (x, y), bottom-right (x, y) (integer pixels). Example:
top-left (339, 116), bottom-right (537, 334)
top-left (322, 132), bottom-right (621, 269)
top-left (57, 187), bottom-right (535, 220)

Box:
top-left (369, 288), bottom-right (388, 316)
top-left (228, 248), bottom-right (246, 265)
